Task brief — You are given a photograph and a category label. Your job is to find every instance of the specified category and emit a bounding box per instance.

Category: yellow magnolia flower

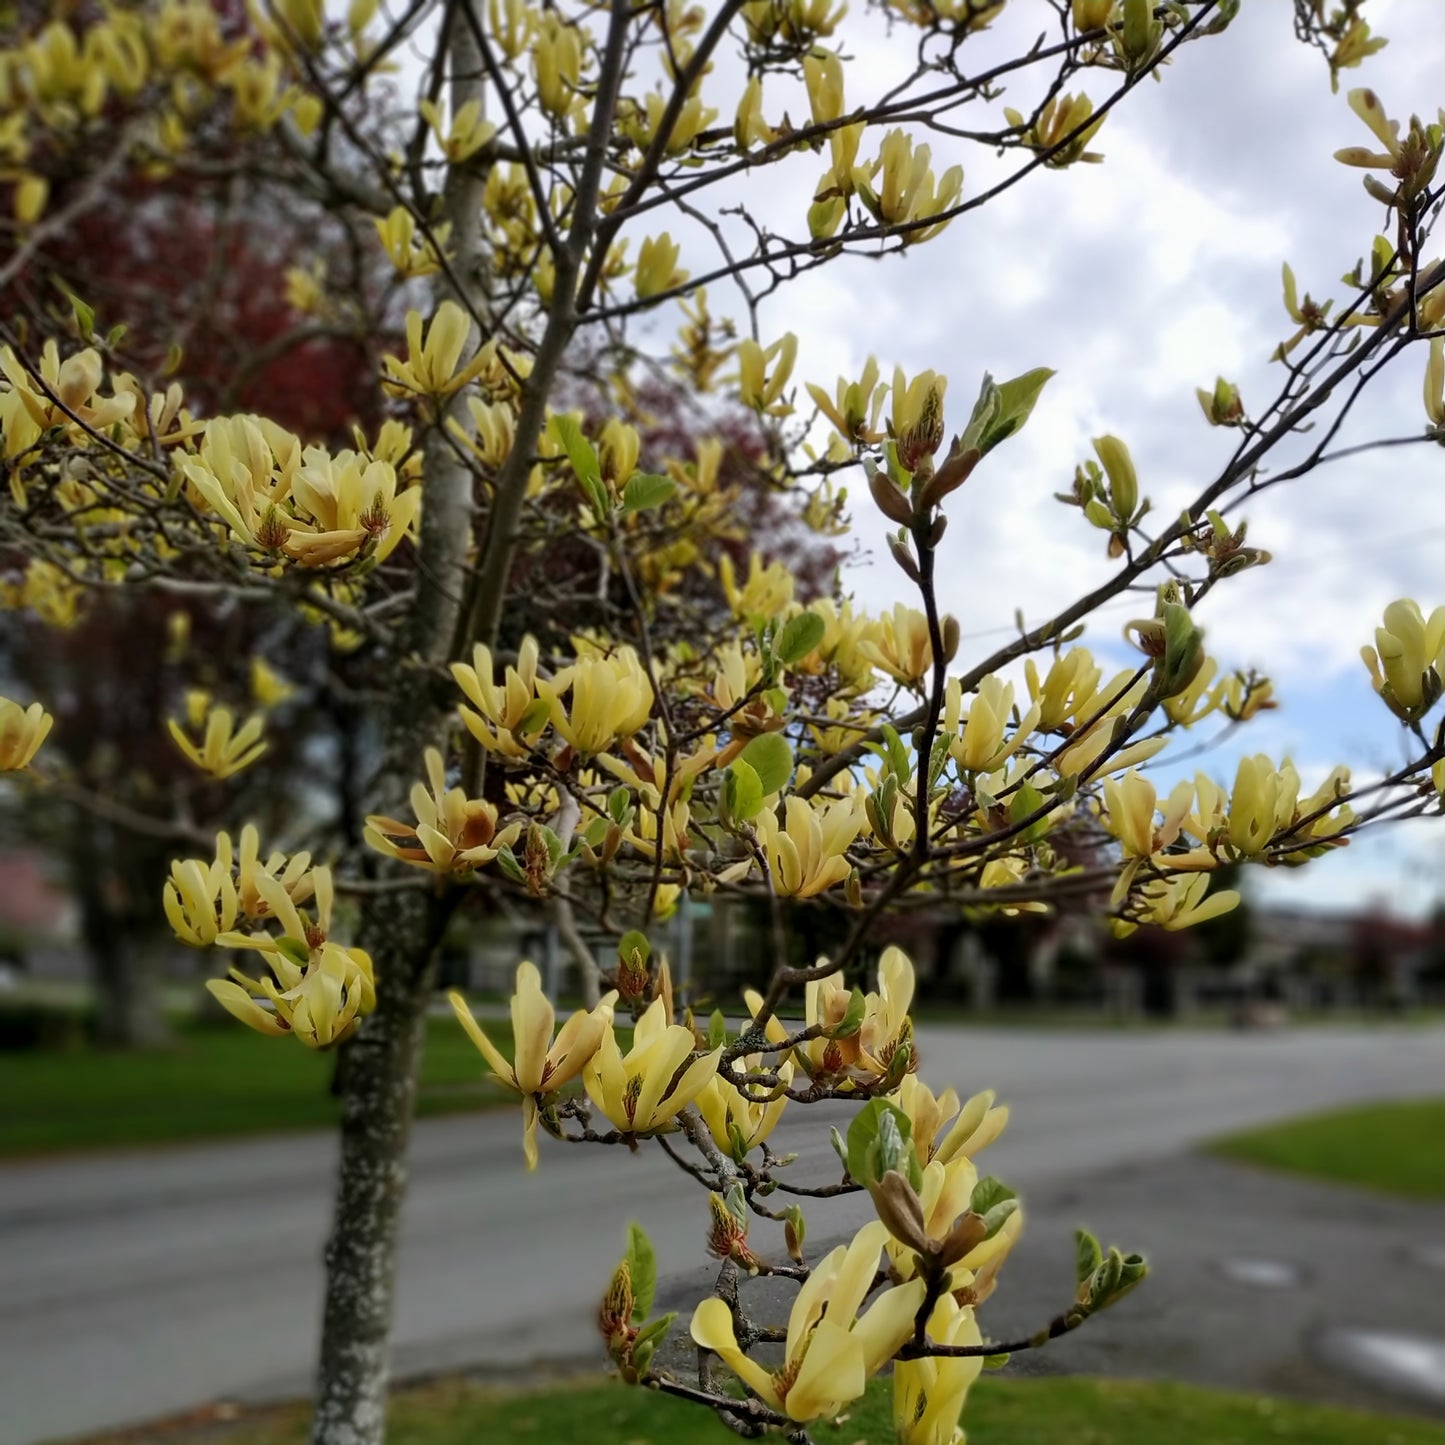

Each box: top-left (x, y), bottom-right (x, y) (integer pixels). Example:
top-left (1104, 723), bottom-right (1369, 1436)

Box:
top-left (452, 637), bottom-right (547, 758)
top-left (598, 419), bottom-right (641, 486)
top-left (1025, 647), bottom-right (1102, 732)
top-left (250, 657), bottom-right (295, 709)
top-left (0, 697), bottom-right (52, 770)
top-left (285, 449), bottom-right (421, 566)
top-left (1426, 336), bottom-right (1445, 430)
top-left (179, 414), bottom-right (301, 552)
top-left (450, 964), bottom-right (616, 1168)
top-left (690, 1221), bottom-right (927, 1422)
top-left (583, 995), bottom-right (721, 1134)
top-left (374, 206), bottom-right (451, 277)
top-left (1223, 755), bottom-right (1298, 857)
top-left (635, 233), bottom-right (688, 299)
top-left (860, 604), bottom-right (949, 689)
top-left (745, 0), bottom-right (845, 44)
top-left (1005, 91), bottom-right (1106, 166)
top-left (203, 864), bottom-right (376, 1047)
top-left (946, 675), bottom-right (1040, 773)
top-left (897, 1077), bottom-right (1009, 1166)
top-left (533, 13), bottom-right (582, 119)
top-left (168, 703), bottom-right (267, 780)
top-left (164, 833), bottom-right (240, 947)
top-left (488, 0), bottom-right (534, 58)
top-left (1052, 669), bottom-right (1163, 779)
top-left (893, 1294), bottom-right (985, 1445)
top-left (881, 1152), bottom-right (1023, 1286)
top-left (382, 300), bottom-right (487, 401)
top-left (1217, 671), bottom-right (1275, 723)
top-left (806, 357), bottom-right (886, 445)
top-left (1121, 873), bottom-right (1239, 935)
top-left (0, 342), bottom-right (134, 434)
top-left (207, 940), bottom-right (375, 1048)
top-left (621, 88), bottom-right (717, 156)
top-left (737, 333), bottom-right (798, 416)
top-left (755, 794), bottom-right (866, 899)
top-left (419, 96), bottom-right (497, 162)
top-left (365, 748), bottom-right (522, 873)
top-left (695, 1054), bottom-right (793, 1161)
top-left (863, 132), bottom-right (963, 244)
top-left (719, 553), bottom-right (795, 618)
top-left (234, 825), bottom-right (318, 919)
top-left (1360, 598), bottom-right (1445, 721)
top-left (1102, 771), bottom-right (1193, 859)
top-left (539, 647), bottom-right (654, 755)
top-left (734, 75), bottom-right (777, 149)
top-left (857, 944), bottom-right (916, 1075)
top-left (743, 945), bottom-right (914, 1087)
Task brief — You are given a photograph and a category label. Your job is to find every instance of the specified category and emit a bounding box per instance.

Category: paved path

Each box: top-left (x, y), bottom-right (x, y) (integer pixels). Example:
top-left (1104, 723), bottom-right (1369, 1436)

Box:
top-left (4, 1024), bottom-right (1444, 1445)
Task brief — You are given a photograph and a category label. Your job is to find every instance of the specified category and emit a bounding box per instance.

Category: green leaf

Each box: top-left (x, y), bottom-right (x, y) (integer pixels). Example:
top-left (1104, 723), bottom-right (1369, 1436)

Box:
top-left (516, 697), bottom-right (552, 738)
top-left (775, 610), bottom-right (826, 666)
top-left (982, 1351), bottom-right (1012, 1370)
top-left (62, 289), bottom-right (95, 340)
top-left (708, 1009), bottom-right (728, 1050)
top-left (980, 1196), bottom-right (1019, 1239)
top-left (739, 733), bottom-right (793, 795)
top-left (276, 936), bottom-right (311, 967)
top-left (979, 367), bottom-right (1054, 453)
top-left (826, 987), bottom-right (866, 1040)
top-left (625, 1223), bottom-right (656, 1322)
top-left (727, 1119), bottom-right (751, 1163)
top-left (724, 758), bottom-right (764, 824)
top-left (632, 1310), bottom-right (676, 1356)
top-left (928, 734), bottom-right (952, 794)
top-left (618, 930), bottom-right (650, 967)
top-left (582, 815), bottom-right (610, 847)
top-left (1008, 781), bottom-right (1049, 843)
top-left (957, 374), bottom-right (1001, 454)
top-left (846, 1099), bottom-right (920, 1191)
top-left (878, 722), bottom-right (912, 782)
top-left (608, 786), bottom-right (632, 824)
top-left (724, 1181), bottom-right (748, 1223)
top-left (632, 1309), bottom-right (676, 1375)
top-left (622, 472), bottom-right (677, 513)
top-left (1075, 1228), bottom-right (1103, 1287)
top-left (970, 1176), bottom-right (1016, 1214)
top-left (551, 413), bottom-right (601, 487)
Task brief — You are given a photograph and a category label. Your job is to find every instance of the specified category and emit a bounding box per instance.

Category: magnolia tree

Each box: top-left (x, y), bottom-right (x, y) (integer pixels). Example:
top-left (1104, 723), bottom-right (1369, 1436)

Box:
top-left (2, 0), bottom-right (1443, 1441)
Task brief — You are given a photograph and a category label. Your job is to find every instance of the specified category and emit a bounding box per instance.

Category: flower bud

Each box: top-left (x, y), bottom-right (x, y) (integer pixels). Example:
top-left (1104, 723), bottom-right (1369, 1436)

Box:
top-left (598, 1260), bottom-right (634, 1351)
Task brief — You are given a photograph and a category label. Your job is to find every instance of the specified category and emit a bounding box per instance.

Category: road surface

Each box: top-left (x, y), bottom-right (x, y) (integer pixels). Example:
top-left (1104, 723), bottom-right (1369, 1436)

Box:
top-left (4, 1023), bottom-right (1444, 1445)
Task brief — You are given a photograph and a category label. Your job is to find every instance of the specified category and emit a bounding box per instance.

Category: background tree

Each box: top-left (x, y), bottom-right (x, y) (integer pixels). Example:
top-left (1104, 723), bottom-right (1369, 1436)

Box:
top-left (2, 3), bottom-right (1442, 1445)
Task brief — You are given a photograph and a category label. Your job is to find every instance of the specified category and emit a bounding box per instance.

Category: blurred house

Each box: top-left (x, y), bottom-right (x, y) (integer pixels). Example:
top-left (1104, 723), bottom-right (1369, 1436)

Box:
top-left (0, 850), bottom-right (77, 982)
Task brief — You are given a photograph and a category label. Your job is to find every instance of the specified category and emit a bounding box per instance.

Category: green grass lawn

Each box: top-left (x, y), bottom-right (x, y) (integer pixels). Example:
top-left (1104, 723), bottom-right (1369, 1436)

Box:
top-left (0, 1013), bottom-right (518, 1158)
top-left (1211, 1096), bottom-right (1445, 1200)
top-left (89, 1375), bottom-right (1445, 1445)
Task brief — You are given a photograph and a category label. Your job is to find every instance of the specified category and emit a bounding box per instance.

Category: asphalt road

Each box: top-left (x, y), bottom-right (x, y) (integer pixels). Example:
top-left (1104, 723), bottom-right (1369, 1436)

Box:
top-left (4, 1023), bottom-right (1444, 1445)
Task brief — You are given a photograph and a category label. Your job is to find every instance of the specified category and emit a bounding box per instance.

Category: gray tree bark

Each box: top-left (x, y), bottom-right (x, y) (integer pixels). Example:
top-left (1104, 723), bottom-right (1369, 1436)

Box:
top-left (308, 0), bottom-right (634, 1431)
top-left (309, 9), bottom-right (489, 1441)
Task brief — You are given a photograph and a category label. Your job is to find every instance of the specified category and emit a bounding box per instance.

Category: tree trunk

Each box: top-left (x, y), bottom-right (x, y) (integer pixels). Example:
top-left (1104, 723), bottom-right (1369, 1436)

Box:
top-left (309, 9), bottom-right (489, 1442)
top-left (310, 886), bottom-right (448, 1445)
top-left (90, 932), bottom-right (171, 1049)
top-left (73, 815), bottom-right (171, 1050)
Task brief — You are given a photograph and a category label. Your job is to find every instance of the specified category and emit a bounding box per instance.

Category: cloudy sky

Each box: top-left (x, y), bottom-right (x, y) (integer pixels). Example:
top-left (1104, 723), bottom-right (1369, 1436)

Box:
top-left (662, 0), bottom-right (1445, 917)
